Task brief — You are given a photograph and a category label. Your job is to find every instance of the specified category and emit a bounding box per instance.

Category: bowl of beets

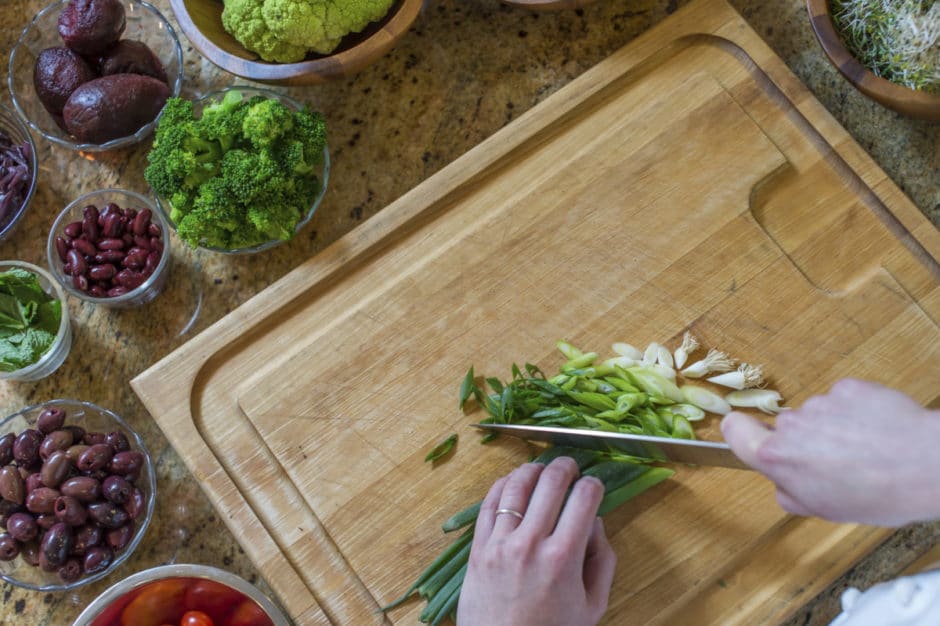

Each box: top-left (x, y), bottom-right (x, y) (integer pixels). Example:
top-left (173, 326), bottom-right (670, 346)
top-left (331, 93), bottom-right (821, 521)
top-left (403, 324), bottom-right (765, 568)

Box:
top-left (7, 0), bottom-right (183, 151)
top-left (0, 399), bottom-right (156, 591)
top-left (0, 104), bottom-right (37, 242)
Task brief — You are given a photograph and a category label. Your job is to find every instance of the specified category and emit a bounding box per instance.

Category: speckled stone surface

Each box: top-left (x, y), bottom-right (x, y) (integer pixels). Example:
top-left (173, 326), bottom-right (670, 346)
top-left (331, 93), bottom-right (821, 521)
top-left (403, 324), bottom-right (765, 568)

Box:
top-left (0, 0), bottom-right (937, 624)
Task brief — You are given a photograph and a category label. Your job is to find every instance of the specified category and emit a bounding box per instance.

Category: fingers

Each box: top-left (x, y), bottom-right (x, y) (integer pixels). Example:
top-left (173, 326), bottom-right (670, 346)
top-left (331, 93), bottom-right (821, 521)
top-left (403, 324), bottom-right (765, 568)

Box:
top-left (473, 476), bottom-right (508, 547)
top-left (552, 474), bottom-right (605, 552)
top-left (775, 486), bottom-right (813, 517)
top-left (492, 463), bottom-right (544, 537)
top-left (721, 411), bottom-right (774, 472)
top-left (519, 457), bottom-right (580, 537)
top-left (583, 518), bottom-right (616, 620)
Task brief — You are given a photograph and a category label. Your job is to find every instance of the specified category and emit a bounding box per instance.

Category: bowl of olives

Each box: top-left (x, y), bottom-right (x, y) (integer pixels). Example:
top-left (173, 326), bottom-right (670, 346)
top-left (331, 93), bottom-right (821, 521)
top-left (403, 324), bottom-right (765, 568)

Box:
top-left (0, 399), bottom-right (155, 591)
top-left (7, 0), bottom-right (183, 152)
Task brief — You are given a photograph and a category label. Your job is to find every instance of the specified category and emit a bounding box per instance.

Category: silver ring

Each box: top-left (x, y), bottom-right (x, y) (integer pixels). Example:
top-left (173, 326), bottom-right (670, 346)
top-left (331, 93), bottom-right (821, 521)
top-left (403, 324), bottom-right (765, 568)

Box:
top-left (495, 508), bottom-right (524, 521)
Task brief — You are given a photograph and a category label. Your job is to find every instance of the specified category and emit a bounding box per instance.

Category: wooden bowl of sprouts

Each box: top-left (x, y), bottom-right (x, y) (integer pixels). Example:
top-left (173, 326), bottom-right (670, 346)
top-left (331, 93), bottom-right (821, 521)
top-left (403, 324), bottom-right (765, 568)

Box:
top-left (168, 0), bottom-right (424, 85)
top-left (806, 0), bottom-right (940, 120)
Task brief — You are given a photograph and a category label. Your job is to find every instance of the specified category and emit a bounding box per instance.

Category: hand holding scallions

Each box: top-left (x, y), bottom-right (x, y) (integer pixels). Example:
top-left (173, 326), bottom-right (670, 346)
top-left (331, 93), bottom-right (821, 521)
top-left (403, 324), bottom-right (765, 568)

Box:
top-left (456, 457), bottom-right (616, 626)
top-left (722, 379), bottom-right (940, 527)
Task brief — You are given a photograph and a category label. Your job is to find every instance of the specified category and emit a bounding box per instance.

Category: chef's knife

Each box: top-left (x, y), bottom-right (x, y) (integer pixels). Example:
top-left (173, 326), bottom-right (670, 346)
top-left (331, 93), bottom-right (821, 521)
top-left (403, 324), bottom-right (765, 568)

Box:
top-left (473, 423), bottom-right (752, 471)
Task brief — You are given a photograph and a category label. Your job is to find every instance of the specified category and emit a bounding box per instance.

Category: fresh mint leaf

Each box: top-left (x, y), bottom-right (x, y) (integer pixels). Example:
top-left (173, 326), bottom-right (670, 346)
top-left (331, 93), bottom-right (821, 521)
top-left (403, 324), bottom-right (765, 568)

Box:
top-left (0, 292), bottom-right (26, 334)
top-left (34, 300), bottom-right (61, 335)
top-left (0, 270), bottom-right (61, 371)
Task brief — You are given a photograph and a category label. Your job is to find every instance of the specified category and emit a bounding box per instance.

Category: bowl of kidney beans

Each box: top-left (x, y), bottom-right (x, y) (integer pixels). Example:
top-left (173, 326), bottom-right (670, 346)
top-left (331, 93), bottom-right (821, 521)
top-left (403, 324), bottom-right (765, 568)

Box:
top-left (47, 188), bottom-right (171, 308)
top-left (0, 399), bottom-right (155, 591)
top-left (73, 563), bottom-right (289, 626)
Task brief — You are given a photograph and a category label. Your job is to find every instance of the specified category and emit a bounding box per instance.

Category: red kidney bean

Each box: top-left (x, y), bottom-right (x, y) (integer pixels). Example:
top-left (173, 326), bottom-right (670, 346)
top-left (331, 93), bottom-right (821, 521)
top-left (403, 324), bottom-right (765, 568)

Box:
top-left (122, 251), bottom-right (145, 269)
top-left (147, 222), bottom-right (160, 237)
top-left (0, 434), bottom-right (13, 466)
top-left (21, 541), bottom-right (40, 567)
top-left (72, 275), bottom-right (89, 292)
top-left (121, 232), bottom-right (134, 246)
top-left (77, 444), bottom-right (113, 473)
top-left (123, 487), bottom-right (144, 521)
top-left (89, 264), bottom-right (116, 281)
top-left (143, 252), bottom-right (159, 276)
top-left (66, 249), bottom-right (86, 276)
top-left (106, 521), bottom-right (134, 551)
top-left (72, 523), bottom-right (102, 556)
top-left (89, 285), bottom-right (107, 298)
top-left (13, 429), bottom-right (42, 468)
top-left (58, 558), bottom-right (81, 582)
top-left (25, 473), bottom-right (42, 495)
top-left (39, 430), bottom-right (73, 460)
top-left (0, 533), bottom-right (19, 561)
top-left (64, 221), bottom-right (83, 238)
top-left (94, 250), bottom-right (124, 264)
top-left (150, 237), bottom-right (163, 253)
top-left (83, 545), bottom-right (112, 575)
top-left (82, 217), bottom-right (99, 242)
top-left (0, 466), bottom-right (24, 504)
top-left (60, 476), bottom-right (100, 503)
top-left (133, 234), bottom-right (150, 249)
top-left (55, 236), bottom-right (70, 262)
top-left (102, 213), bottom-right (123, 237)
top-left (87, 502), bottom-right (127, 528)
top-left (41, 522), bottom-right (72, 566)
top-left (26, 487), bottom-right (60, 514)
top-left (132, 208), bottom-right (151, 235)
top-left (97, 237), bottom-right (125, 251)
top-left (38, 407), bottom-right (67, 434)
top-left (72, 238), bottom-right (96, 256)
top-left (54, 495), bottom-right (87, 526)
top-left (106, 286), bottom-right (129, 297)
top-left (82, 205), bottom-right (99, 224)
top-left (114, 269), bottom-right (142, 289)
top-left (7, 512), bottom-right (38, 542)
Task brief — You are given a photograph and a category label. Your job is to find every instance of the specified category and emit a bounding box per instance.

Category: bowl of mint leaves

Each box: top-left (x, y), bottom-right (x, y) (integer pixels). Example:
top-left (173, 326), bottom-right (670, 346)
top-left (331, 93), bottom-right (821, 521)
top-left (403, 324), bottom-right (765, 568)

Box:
top-left (0, 261), bottom-right (71, 381)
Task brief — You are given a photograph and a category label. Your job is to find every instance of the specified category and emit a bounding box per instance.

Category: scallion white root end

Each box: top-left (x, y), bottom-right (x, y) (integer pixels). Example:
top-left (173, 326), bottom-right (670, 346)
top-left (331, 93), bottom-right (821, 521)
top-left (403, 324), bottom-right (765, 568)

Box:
top-left (707, 363), bottom-right (764, 390)
top-left (726, 389), bottom-right (783, 414)
top-left (673, 331), bottom-right (699, 369)
top-left (680, 349), bottom-right (736, 378)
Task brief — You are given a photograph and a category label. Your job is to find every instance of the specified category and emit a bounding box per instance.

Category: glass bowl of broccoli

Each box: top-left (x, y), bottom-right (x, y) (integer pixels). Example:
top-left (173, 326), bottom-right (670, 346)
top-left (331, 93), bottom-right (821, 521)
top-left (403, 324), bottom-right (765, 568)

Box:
top-left (145, 86), bottom-right (330, 254)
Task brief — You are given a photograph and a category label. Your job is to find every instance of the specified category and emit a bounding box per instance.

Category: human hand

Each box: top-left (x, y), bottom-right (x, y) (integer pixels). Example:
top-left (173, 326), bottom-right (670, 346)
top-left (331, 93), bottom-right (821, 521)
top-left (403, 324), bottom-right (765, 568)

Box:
top-left (456, 457), bottom-right (616, 626)
top-left (721, 378), bottom-right (940, 527)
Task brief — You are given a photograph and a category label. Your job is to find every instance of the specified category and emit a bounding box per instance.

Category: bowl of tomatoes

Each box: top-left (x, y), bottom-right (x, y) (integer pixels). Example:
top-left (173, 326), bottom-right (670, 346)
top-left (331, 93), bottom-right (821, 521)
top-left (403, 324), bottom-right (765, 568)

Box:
top-left (72, 563), bottom-right (289, 626)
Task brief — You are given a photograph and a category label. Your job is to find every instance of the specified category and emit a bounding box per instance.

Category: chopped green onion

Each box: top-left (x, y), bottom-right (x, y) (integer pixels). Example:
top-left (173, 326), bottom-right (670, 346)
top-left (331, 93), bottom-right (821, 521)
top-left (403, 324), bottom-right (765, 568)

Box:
top-left (681, 385), bottom-right (732, 415)
top-left (726, 389), bottom-right (783, 414)
top-left (425, 434), bottom-right (458, 463)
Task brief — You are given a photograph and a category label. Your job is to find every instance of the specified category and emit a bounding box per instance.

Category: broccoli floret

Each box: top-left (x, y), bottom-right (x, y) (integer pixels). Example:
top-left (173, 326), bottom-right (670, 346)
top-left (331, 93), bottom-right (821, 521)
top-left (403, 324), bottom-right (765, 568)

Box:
top-left (221, 0), bottom-right (308, 63)
top-left (145, 98), bottom-right (223, 200)
top-left (260, 0), bottom-right (396, 55)
top-left (278, 109), bottom-right (327, 175)
top-left (241, 98), bottom-right (294, 149)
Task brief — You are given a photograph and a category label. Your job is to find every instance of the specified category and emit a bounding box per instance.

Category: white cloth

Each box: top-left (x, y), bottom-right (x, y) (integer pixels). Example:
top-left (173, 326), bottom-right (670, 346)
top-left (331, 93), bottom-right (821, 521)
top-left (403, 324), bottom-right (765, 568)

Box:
top-left (831, 569), bottom-right (940, 626)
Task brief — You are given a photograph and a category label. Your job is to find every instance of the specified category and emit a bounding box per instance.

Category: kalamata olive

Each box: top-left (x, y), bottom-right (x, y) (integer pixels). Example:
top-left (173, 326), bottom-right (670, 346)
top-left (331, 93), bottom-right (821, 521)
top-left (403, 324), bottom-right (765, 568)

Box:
top-left (87, 502), bottom-right (127, 528)
top-left (13, 429), bottom-right (43, 468)
top-left (39, 429), bottom-right (74, 460)
top-left (72, 237), bottom-right (97, 256)
top-left (66, 444), bottom-right (89, 464)
top-left (41, 450), bottom-right (72, 488)
top-left (63, 74), bottom-right (170, 144)
top-left (41, 522), bottom-right (73, 566)
top-left (72, 523), bottom-right (102, 556)
top-left (0, 533), bottom-right (19, 561)
top-left (106, 520), bottom-right (133, 551)
top-left (55, 495), bottom-right (87, 526)
top-left (38, 551), bottom-right (58, 572)
top-left (101, 475), bottom-right (131, 505)
top-left (63, 425), bottom-right (86, 443)
top-left (83, 469), bottom-right (109, 482)
top-left (0, 499), bottom-right (22, 518)
top-left (37, 407), bottom-right (67, 434)
top-left (83, 545), bottom-right (113, 574)
top-left (77, 443), bottom-right (113, 472)
top-left (58, 0), bottom-right (126, 56)
top-left (35, 514), bottom-right (57, 531)
top-left (32, 46), bottom-right (96, 116)
top-left (21, 541), bottom-right (41, 566)
top-left (62, 477), bottom-right (100, 503)
top-left (104, 431), bottom-right (130, 454)
top-left (26, 487), bottom-right (61, 514)
top-left (58, 558), bottom-right (82, 582)
top-left (7, 512), bottom-right (38, 542)
top-left (25, 472), bottom-right (42, 495)
top-left (83, 432), bottom-right (107, 446)
top-left (123, 487), bottom-right (145, 521)
top-left (0, 434), bottom-right (13, 466)
top-left (0, 466), bottom-right (24, 505)
top-left (110, 450), bottom-right (143, 477)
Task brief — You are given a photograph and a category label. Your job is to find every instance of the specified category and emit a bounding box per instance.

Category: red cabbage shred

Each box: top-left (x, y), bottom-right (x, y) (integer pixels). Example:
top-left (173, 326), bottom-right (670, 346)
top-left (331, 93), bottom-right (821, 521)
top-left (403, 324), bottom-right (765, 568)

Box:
top-left (0, 129), bottom-right (32, 228)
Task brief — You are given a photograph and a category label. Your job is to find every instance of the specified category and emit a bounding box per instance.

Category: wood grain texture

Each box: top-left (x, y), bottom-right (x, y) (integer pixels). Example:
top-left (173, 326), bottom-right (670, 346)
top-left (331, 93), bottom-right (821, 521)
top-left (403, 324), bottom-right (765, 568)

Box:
top-left (132, 0), bottom-right (940, 624)
top-left (502, 0), bottom-right (599, 11)
top-left (168, 0), bottom-right (423, 85)
top-left (806, 0), bottom-right (940, 121)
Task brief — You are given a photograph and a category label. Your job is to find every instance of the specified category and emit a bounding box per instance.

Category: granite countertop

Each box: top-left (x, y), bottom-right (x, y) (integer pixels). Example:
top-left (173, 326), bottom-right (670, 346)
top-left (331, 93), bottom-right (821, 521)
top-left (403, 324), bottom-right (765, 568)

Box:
top-left (0, 0), bottom-right (937, 623)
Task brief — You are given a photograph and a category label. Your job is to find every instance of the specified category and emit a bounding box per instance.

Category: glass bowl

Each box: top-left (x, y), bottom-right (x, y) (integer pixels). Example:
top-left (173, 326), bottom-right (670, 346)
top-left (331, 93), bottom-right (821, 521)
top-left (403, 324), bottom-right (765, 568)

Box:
top-left (0, 399), bottom-right (156, 592)
top-left (0, 261), bottom-right (71, 382)
top-left (0, 104), bottom-right (38, 243)
top-left (151, 86), bottom-right (330, 255)
top-left (73, 563), bottom-right (290, 625)
top-left (47, 188), bottom-right (171, 308)
top-left (7, 0), bottom-right (184, 152)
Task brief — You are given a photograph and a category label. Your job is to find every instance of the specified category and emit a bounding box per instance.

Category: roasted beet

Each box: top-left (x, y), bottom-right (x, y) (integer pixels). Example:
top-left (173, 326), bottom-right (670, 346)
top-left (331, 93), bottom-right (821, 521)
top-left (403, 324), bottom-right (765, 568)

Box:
top-left (62, 74), bottom-right (169, 144)
top-left (57, 0), bottom-right (125, 56)
top-left (97, 40), bottom-right (167, 84)
top-left (33, 47), bottom-right (96, 117)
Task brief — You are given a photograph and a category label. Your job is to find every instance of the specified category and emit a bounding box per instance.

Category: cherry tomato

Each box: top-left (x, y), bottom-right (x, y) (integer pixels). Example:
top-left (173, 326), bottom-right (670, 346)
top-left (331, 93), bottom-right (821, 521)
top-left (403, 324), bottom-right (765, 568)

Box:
top-left (183, 579), bottom-right (244, 622)
top-left (227, 600), bottom-right (273, 626)
top-left (120, 579), bottom-right (188, 626)
top-left (181, 610), bottom-right (215, 626)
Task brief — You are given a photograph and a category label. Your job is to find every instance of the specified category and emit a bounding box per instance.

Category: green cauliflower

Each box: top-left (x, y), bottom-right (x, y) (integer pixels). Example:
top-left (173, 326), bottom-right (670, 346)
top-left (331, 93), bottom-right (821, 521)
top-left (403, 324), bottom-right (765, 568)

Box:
top-left (221, 0), bottom-right (308, 63)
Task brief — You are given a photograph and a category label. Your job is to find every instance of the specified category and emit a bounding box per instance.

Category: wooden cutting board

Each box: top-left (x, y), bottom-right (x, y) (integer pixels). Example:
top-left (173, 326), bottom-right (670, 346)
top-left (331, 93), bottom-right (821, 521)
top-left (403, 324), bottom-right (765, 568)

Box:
top-left (132, 0), bottom-right (940, 623)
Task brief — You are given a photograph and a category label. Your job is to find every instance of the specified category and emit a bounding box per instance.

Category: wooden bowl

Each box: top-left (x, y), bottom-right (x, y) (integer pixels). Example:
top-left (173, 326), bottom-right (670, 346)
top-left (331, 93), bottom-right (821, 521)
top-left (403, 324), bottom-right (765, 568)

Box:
top-left (169, 0), bottom-right (423, 85)
top-left (502, 0), bottom-right (597, 10)
top-left (806, 0), bottom-right (940, 121)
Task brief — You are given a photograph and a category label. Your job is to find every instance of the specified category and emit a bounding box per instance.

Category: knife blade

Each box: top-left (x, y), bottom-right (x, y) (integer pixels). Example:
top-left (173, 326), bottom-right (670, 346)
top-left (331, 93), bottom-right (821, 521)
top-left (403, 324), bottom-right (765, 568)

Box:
top-left (473, 423), bottom-right (752, 470)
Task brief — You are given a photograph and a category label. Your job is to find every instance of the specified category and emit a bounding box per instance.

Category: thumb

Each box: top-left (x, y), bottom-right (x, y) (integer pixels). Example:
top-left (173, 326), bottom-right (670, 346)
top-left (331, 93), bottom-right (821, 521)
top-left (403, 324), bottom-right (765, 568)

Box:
top-left (583, 518), bottom-right (616, 621)
top-left (721, 411), bottom-right (774, 472)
